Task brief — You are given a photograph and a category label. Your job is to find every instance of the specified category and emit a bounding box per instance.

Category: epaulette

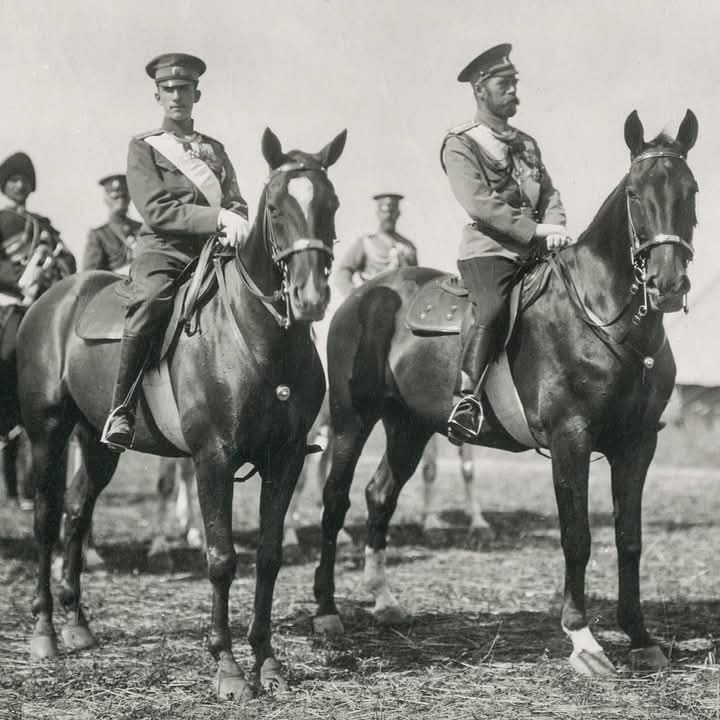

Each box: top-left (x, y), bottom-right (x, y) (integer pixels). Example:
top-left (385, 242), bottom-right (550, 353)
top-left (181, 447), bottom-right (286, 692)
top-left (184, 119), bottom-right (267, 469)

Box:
top-left (90, 222), bottom-right (109, 233)
top-left (440, 120), bottom-right (480, 172)
top-left (200, 132), bottom-right (224, 148)
top-left (134, 128), bottom-right (163, 140)
top-left (445, 120), bottom-right (481, 137)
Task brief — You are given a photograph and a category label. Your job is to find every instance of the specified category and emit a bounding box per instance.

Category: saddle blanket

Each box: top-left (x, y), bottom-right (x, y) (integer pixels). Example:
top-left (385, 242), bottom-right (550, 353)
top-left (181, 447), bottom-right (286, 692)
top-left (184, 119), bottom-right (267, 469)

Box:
top-left (406, 265), bottom-right (551, 448)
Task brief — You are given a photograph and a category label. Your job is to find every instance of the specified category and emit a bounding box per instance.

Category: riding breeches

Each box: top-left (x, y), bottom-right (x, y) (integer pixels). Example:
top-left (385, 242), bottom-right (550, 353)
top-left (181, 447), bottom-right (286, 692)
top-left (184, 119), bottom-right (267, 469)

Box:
top-left (120, 245), bottom-right (195, 338)
top-left (457, 255), bottom-right (518, 335)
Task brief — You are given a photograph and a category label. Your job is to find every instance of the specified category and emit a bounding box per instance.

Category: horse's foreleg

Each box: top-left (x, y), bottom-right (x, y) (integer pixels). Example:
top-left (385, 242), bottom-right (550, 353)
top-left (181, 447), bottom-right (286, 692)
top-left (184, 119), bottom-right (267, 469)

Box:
top-left (364, 416), bottom-right (432, 625)
top-left (248, 444), bottom-right (305, 695)
top-left (194, 457), bottom-right (250, 701)
top-left (313, 417), bottom-right (372, 634)
top-left (551, 425), bottom-right (615, 677)
top-left (2, 434), bottom-right (20, 503)
top-left (59, 426), bottom-right (118, 651)
top-left (608, 431), bottom-right (667, 671)
top-left (29, 425), bottom-right (70, 659)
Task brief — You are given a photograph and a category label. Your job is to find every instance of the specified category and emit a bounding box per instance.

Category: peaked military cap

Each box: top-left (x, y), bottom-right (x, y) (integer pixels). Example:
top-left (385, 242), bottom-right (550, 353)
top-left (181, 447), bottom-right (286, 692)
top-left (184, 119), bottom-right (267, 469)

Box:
top-left (457, 43), bottom-right (516, 83)
top-left (98, 174), bottom-right (128, 192)
top-left (372, 193), bottom-right (404, 206)
top-left (145, 53), bottom-right (206, 87)
top-left (0, 152), bottom-right (36, 192)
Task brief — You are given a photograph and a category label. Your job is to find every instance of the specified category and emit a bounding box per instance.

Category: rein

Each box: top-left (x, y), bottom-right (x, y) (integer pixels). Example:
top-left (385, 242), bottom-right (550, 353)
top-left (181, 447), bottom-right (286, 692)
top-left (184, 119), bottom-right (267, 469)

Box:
top-left (234, 160), bottom-right (334, 329)
top-left (548, 148), bottom-right (693, 374)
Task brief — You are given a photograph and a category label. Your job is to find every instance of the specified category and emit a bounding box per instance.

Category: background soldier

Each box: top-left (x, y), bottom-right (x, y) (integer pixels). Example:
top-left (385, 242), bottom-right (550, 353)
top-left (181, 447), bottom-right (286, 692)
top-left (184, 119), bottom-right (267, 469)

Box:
top-left (83, 174), bottom-right (141, 274)
top-left (334, 193), bottom-right (418, 297)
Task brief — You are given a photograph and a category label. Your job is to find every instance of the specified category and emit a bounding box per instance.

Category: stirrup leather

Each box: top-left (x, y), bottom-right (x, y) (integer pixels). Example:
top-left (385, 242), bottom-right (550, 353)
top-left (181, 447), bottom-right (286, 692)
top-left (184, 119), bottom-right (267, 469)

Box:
top-left (100, 405), bottom-right (135, 453)
top-left (448, 395), bottom-right (484, 441)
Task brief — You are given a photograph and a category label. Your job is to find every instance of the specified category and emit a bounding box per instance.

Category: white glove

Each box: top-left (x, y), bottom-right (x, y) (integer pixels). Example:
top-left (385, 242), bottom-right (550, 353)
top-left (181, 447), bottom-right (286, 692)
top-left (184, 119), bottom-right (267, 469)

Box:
top-left (534, 223), bottom-right (575, 249)
top-left (217, 209), bottom-right (250, 248)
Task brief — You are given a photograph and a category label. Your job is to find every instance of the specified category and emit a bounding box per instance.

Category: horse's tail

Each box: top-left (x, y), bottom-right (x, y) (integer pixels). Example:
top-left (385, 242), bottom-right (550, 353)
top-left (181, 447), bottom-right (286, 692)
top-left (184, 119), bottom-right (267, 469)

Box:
top-left (346, 286), bottom-right (402, 413)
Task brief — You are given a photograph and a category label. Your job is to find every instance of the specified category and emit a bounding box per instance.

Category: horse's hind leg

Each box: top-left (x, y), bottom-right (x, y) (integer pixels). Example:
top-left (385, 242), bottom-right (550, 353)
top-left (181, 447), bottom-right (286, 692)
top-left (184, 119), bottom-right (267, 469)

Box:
top-left (364, 411), bottom-right (432, 624)
top-left (29, 413), bottom-right (75, 659)
top-left (608, 431), bottom-right (668, 672)
top-left (59, 422), bottom-right (118, 651)
top-left (313, 414), bottom-right (374, 634)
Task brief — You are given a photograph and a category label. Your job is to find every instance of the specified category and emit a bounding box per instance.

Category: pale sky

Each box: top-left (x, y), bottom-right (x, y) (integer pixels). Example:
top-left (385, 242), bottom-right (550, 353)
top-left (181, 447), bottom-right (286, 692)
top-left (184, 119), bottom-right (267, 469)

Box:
top-left (2, 0), bottom-right (717, 382)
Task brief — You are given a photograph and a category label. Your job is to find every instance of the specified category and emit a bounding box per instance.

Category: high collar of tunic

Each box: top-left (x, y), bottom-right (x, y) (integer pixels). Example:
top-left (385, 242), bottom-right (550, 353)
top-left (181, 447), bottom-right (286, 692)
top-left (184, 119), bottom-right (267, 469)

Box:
top-left (162, 117), bottom-right (197, 141)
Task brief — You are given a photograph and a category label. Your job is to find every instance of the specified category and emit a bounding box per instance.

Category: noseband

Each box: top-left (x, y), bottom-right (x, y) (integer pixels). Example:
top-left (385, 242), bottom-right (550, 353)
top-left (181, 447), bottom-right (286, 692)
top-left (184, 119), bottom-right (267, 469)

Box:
top-left (234, 160), bottom-right (335, 329)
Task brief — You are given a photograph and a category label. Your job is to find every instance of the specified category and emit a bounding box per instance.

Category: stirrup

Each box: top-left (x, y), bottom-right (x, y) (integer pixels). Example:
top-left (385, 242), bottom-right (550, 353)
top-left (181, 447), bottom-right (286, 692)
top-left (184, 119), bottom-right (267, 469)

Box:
top-left (447, 395), bottom-right (484, 445)
top-left (100, 405), bottom-right (135, 454)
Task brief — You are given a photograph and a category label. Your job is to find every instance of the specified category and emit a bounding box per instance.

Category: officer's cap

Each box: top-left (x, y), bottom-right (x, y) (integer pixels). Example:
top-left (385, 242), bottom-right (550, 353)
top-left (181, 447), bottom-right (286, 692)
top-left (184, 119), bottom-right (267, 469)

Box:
top-left (373, 193), bottom-right (404, 209)
top-left (146, 53), bottom-right (206, 88)
top-left (457, 43), bottom-right (517, 84)
top-left (0, 152), bottom-right (36, 192)
top-left (98, 174), bottom-right (128, 193)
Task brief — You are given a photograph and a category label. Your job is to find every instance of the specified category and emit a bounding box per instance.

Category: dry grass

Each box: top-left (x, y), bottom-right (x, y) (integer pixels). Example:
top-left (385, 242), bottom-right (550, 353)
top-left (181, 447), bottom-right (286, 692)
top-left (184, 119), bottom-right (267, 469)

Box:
top-left (2, 439), bottom-right (720, 719)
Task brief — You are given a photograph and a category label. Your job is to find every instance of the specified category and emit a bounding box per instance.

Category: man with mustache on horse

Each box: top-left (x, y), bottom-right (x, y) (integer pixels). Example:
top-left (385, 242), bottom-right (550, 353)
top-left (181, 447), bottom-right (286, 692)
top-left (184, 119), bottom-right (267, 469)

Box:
top-left (101, 53), bottom-right (250, 452)
top-left (443, 44), bottom-right (574, 445)
top-left (83, 174), bottom-right (141, 275)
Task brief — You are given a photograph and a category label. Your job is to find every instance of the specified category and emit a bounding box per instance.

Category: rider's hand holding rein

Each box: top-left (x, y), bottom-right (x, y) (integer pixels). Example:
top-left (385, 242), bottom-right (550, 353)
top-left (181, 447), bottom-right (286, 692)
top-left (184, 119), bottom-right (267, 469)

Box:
top-left (535, 223), bottom-right (575, 251)
top-left (217, 209), bottom-right (250, 248)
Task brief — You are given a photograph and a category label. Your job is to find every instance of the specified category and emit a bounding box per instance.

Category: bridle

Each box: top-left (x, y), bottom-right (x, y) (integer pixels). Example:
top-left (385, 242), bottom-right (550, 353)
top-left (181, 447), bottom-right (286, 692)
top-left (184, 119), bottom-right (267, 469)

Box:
top-left (548, 147), bottom-right (695, 375)
top-left (233, 160), bottom-right (335, 329)
top-left (625, 148), bottom-right (695, 323)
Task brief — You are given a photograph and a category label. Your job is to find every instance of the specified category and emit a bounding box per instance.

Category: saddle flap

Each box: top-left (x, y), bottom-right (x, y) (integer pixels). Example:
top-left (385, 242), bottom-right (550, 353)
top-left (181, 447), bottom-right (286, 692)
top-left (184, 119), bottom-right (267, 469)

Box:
top-left (405, 274), bottom-right (469, 335)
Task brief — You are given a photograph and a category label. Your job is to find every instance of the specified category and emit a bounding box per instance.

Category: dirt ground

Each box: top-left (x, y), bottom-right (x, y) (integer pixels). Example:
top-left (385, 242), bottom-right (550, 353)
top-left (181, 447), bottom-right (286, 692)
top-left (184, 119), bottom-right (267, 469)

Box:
top-left (1, 434), bottom-right (720, 719)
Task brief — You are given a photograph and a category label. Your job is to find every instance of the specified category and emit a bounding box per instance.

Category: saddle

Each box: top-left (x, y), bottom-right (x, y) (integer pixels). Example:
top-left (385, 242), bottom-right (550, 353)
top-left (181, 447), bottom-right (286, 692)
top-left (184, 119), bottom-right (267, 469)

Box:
top-left (73, 242), bottom-right (227, 454)
top-left (406, 261), bottom-right (551, 343)
top-left (405, 261), bottom-right (552, 449)
top-left (75, 240), bottom-right (223, 358)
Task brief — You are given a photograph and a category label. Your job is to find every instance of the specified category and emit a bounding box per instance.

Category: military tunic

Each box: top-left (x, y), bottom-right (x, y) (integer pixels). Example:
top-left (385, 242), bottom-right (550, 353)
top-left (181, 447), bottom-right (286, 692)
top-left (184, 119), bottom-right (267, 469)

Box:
top-left (440, 112), bottom-right (566, 331)
top-left (335, 231), bottom-right (418, 298)
top-left (83, 218), bottom-right (141, 273)
top-left (441, 114), bottom-right (565, 261)
top-left (121, 119), bottom-right (248, 336)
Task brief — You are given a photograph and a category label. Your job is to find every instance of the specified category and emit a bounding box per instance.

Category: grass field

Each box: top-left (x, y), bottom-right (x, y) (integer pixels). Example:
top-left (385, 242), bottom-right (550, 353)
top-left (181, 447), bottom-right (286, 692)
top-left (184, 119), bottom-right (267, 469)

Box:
top-left (2, 431), bottom-right (720, 719)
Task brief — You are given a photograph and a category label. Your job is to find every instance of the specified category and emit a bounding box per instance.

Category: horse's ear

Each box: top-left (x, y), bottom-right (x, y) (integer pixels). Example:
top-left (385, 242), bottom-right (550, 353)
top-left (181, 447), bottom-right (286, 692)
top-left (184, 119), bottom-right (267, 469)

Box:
top-left (675, 109), bottom-right (698, 155)
top-left (262, 127), bottom-right (285, 169)
top-left (316, 129), bottom-right (347, 169)
top-left (624, 110), bottom-right (645, 157)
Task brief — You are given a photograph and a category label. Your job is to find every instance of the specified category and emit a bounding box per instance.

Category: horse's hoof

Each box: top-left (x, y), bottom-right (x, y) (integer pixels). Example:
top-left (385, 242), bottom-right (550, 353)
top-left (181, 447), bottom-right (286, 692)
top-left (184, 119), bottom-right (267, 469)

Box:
top-left (627, 645), bottom-right (669, 673)
top-left (313, 613), bottom-right (345, 635)
top-left (569, 649), bottom-right (616, 677)
top-left (61, 623), bottom-right (97, 652)
top-left (215, 668), bottom-right (255, 702)
top-left (259, 657), bottom-right (289, 696)
top-left (422, 512), bottom-right (454, 532)
top-left (148, 536), bottom-right (170, 556)
top-left (30, 633), bottom-right (59, 660)
top-left (467, 523), bottom-right (495, 546)
top-left (336, 528), bottom-right (353, 546)
top-left (19, 498), bottom-right (34, 512)
top-left (373, 605), bottom-right (411, 626)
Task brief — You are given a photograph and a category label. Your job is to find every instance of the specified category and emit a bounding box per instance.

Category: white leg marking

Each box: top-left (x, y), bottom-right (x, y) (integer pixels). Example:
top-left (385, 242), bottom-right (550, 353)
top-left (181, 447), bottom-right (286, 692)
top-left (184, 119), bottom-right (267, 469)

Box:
top-left (364, 546), bottom-right (399, 612)
top-left (564, 625), bottom-right (604, 655)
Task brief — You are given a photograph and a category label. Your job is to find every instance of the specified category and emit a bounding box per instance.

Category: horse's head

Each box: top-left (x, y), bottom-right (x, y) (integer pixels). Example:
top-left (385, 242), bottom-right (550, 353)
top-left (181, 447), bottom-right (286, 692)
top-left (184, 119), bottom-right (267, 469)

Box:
top-left (624, 109), bottom-right (699, 313)
top-left (260, 127), bottom-right (346, 323)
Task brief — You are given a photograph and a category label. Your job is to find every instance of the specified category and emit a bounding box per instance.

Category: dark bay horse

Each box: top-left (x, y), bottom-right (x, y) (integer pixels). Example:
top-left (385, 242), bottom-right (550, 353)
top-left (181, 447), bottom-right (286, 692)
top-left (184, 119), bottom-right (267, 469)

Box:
top-left (18, 127), bottom-right (346, 699)
top-left (313, 111), bottom-right (698, 676)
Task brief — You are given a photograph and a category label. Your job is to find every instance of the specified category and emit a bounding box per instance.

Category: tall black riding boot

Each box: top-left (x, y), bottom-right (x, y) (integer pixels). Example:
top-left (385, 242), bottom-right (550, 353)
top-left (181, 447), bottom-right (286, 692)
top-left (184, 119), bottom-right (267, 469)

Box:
top-left (100, 334), bottom-right (147, 453)
top-left (447, 324), bottom-right (496, 446)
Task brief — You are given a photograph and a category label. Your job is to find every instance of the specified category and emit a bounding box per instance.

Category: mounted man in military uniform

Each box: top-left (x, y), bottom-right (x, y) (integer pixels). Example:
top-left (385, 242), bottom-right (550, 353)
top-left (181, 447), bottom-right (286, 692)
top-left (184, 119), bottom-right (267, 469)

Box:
top-left (441, 43), bottom-right (574, 445)
top-left (334, 193), bottom-right (418, 298)
top-left (101, 52), bottom-right (250, 452)
top-left (83, 174), bottom-right (141, 274)
top-left (0, 151), bottom-right (75, 304)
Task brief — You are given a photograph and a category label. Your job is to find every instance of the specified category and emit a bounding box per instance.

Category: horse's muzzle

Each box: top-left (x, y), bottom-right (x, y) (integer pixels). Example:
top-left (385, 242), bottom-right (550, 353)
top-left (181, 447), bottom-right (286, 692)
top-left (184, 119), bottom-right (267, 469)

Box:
top-left (648, 289), bottom-right (686, 313)
top-left (290, 283), bottom-right (330, 322)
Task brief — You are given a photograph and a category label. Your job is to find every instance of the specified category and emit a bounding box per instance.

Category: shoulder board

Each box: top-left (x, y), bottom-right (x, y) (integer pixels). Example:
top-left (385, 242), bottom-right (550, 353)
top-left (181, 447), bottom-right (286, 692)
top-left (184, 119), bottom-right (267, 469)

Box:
top-left (445, 120), bottom-right (481, 137)
top-left (90, 222), bottom-right (110, 233)
top-left (395, 233), bottom-right (415, 248)
top-left (134, 129), bottom-right (163, 140)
